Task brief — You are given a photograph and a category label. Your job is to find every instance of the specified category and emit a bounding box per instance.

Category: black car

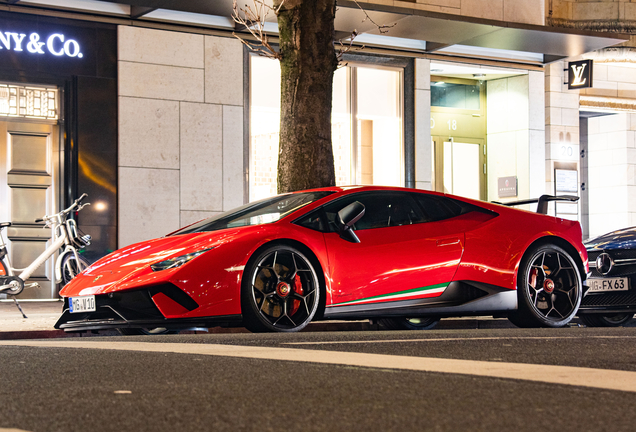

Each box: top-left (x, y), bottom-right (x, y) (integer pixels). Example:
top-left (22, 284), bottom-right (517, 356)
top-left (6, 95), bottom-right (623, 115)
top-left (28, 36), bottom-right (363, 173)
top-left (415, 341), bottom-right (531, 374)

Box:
top-left (580, 227), bottom-right (636, 326)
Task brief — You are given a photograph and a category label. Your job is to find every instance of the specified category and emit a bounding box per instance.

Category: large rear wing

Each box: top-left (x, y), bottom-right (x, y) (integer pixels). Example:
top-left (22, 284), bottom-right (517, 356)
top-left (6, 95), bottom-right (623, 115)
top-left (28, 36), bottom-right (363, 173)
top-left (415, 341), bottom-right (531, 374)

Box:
top-left (492, 195), bottom-right (579, 215)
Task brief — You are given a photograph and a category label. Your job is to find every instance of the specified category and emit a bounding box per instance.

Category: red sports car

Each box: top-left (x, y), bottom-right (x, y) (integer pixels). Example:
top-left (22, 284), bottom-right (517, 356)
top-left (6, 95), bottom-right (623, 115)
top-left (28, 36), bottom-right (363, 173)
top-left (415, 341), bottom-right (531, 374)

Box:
top-left (55, 186), bottom-right (588, 334)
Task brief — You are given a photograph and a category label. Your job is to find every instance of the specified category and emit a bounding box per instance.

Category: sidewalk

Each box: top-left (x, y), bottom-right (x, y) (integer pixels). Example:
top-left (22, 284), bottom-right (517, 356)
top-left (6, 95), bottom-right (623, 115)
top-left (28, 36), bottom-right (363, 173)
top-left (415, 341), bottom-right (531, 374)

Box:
top-left (0, 299), bottom-right (517, 340)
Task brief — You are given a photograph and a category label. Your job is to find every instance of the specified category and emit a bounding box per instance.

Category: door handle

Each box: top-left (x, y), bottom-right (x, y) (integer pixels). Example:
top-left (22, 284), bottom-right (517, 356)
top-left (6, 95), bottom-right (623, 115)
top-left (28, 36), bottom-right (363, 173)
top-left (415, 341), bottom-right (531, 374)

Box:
top-left (437, 238), bottom-right (461, 247)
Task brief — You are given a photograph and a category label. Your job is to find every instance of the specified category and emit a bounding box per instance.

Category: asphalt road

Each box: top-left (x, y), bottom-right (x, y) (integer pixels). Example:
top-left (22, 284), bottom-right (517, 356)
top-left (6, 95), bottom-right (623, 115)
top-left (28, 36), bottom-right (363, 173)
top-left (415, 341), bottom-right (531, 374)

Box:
top-left (2, 327), bottom-right (636, 432)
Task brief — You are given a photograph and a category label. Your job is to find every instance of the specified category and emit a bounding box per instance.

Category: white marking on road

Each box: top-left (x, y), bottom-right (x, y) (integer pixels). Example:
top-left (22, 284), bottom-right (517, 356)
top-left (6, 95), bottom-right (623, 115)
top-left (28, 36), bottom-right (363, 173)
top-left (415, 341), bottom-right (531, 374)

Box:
top-left (282, 335), bottom-right (636, 345)
top-left (114, 390), bottom-right (132, 394)
top-left (2, 339), bottom-right (636, 393)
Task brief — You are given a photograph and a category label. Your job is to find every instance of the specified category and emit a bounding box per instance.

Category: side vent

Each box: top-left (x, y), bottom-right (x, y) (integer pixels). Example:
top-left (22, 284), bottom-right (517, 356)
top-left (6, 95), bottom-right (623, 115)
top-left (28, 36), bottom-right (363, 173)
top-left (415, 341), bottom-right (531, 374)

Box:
top-left (148, 284), bottom-right (199, 312)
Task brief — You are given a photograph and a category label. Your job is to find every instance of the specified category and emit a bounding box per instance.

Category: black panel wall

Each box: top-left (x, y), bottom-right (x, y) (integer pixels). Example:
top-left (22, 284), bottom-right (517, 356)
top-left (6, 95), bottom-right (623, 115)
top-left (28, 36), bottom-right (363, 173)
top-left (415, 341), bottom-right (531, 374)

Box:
top-left (0, 11), bottom-right (118, 259)
top-left (75, 76), bottom-right (118, 258)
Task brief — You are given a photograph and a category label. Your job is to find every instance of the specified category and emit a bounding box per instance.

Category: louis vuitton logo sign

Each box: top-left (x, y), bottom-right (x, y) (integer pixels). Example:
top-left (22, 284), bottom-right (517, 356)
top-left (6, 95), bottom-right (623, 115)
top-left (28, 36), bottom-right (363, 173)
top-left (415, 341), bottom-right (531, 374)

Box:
top-left (0, 30), bottom-right (83, 58)
top-left (568, 59), bottom-right (593, 90)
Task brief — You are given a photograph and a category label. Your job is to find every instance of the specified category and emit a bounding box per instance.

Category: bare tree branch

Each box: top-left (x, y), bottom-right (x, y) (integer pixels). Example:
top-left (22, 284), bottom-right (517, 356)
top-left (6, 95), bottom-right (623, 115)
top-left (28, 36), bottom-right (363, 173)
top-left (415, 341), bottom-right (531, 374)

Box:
top-left (334, 0), bottom-right (395, 62)
top-left (232, 0), bottom-right (282, 59)
top-left (335, 30), bottom-right (364, 64)
top-left (350, 0), bottom-right (396, 34)
top-left (232, 0), bottom-right (395, 63)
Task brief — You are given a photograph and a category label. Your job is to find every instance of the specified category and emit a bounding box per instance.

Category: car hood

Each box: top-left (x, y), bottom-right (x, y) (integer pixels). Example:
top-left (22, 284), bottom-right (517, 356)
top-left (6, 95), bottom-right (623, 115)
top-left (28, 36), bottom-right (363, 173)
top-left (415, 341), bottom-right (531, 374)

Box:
top-left (585, 226), bottom-right (636, 251)
top-left (61, 229), bottom-right (240, 296)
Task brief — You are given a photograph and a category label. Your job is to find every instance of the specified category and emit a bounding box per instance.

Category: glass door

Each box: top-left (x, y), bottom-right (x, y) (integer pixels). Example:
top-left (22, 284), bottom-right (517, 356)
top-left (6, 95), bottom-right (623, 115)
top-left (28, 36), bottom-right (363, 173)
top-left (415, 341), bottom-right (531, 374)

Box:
top-left (433, 137), bottom-right (485, 200)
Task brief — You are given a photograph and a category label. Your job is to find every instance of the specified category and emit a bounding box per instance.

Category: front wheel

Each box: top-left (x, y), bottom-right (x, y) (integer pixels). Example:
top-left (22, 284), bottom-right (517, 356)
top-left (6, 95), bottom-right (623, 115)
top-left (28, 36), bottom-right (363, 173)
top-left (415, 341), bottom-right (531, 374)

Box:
top-left (379, 317), bottom-right (440, 330)
top-left (508, 244), bottom-right (582, 328)
top-left (60, 253), bottom-right (90, 285)
top-left (578, 313), bottom-right (634, 327)
top-left (241, 245), bottom-right (321, 333)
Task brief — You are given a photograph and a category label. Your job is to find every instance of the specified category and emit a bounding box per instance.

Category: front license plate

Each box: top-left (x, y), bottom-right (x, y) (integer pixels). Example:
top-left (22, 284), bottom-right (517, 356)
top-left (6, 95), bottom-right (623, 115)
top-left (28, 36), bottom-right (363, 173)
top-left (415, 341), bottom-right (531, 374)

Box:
top-left (588, 278), bottom-right (630, 293)
top-left (69, 295), bottom-right (96, 313)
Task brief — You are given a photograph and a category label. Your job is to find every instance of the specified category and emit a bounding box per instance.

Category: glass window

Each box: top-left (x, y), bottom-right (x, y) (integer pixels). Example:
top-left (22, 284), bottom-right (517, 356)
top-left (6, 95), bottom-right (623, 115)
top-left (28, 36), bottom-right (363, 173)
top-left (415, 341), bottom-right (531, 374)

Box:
top-left (321, 192), bottom-right (425, 232)
top-left (356, 68), bottom-right (402, 187)
top-left (172, 191), bottom-right (333, 235)
top-left (250, 56), bottom-right (281, 201)
top-left (250, 56), bottom-right (403, 202)
top-left (410, 193), bottom-right (470, 222)
top-left (0, 84), bottom-right (58, 119)
top-left (431, 82), bottom-right (480, 109)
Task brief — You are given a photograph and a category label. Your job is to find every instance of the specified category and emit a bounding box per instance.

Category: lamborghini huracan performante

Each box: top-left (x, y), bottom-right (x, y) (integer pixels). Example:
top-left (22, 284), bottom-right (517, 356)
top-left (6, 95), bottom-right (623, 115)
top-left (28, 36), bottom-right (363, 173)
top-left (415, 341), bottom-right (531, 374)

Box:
top-left (55, 186), bottom-right (588, 334)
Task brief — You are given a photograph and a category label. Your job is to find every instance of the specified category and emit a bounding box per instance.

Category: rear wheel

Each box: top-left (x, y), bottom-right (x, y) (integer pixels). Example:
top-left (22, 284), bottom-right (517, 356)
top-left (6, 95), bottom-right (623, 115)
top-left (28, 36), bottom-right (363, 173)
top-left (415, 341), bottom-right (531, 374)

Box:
top-left (379, 317), bottom-right (439, 330)
top-left (578, 313), bottom-right (634, 327)
top-left (61, 253), bottom-right (90, 285)
top-left (508, 244), bottom-right (582, 328)
top-left (241, 245), bottom-right (320, 333)
top-left (1, 258), bottom-right (24, 296)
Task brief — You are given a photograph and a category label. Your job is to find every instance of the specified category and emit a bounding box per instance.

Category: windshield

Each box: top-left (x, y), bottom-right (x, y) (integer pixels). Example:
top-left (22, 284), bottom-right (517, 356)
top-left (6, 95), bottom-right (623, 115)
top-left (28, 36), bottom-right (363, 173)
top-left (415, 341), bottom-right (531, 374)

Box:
top-left (171, 191), bottom-right (334, 235)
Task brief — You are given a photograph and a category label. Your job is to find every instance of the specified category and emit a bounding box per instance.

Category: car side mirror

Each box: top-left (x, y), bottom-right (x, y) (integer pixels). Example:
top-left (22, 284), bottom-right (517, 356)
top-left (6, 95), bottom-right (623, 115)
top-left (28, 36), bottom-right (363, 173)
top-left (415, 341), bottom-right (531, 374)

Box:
top-left (337, 201), bottom-right (365, 243)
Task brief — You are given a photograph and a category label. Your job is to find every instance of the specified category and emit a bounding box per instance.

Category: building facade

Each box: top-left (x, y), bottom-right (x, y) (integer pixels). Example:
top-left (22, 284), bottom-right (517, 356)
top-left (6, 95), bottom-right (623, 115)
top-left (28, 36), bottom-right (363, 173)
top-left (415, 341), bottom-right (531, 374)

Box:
top-left (548, 0), bottom-right (636, 239)
top-left (0, 0), bottom-right (626, 299)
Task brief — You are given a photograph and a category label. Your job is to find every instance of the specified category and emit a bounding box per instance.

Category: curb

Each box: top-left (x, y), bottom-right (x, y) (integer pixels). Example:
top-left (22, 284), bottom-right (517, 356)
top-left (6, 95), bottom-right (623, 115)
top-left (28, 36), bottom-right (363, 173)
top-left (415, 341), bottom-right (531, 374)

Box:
top-left (0, 318), bottom-right (516, 340)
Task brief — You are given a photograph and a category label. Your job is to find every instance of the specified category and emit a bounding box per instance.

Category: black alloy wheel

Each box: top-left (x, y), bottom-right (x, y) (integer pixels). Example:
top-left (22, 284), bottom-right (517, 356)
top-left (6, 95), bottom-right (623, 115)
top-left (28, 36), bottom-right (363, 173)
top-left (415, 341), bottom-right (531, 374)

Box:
top-left (60, 254), bottom-right (90, 285)
top-left (509, 244), bottom-right (582, 328)
top-left (379, 317), bottom-right (440, 330)
top-left (578, 313), bottom-right (634, 327)
top-left (241, 245), bottom-right (320, 333)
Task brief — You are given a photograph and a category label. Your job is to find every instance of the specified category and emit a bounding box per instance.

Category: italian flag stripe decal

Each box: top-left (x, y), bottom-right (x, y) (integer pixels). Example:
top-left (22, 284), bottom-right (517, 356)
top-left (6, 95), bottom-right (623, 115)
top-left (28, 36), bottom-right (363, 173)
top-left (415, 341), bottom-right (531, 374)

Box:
top-left (332, 283), bottom-right (448, 307)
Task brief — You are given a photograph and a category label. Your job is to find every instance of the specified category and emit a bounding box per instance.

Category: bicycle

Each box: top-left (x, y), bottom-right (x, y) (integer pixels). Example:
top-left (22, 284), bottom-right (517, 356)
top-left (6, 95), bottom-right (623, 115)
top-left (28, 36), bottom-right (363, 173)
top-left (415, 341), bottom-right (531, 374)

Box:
top-left (0, 193), bottom-right (92, 316)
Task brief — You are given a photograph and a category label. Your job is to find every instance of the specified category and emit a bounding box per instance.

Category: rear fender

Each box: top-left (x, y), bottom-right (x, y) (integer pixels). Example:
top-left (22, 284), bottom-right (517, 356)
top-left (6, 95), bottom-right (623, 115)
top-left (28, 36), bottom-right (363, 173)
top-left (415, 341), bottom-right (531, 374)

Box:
top-left (513, 235), bottom-right (588, 290)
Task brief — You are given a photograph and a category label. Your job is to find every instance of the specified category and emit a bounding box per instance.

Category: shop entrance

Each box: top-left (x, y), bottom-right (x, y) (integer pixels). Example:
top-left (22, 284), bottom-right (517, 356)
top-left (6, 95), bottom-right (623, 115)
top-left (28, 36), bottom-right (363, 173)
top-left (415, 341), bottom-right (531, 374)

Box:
top-left (430, 76), bottom-right (487, 201)
top-left (0, 119), bottom-right (60, 299)
top-left (432, 137), bottom-right (485, 200)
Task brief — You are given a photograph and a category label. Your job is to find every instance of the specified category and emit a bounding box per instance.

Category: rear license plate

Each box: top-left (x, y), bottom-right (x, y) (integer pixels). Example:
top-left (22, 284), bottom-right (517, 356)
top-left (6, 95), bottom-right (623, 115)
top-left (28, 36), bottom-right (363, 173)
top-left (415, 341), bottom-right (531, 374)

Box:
top-left (587, 278), bottom-right (630, 293)
top-left (69, 295), bottom-right (96, 313)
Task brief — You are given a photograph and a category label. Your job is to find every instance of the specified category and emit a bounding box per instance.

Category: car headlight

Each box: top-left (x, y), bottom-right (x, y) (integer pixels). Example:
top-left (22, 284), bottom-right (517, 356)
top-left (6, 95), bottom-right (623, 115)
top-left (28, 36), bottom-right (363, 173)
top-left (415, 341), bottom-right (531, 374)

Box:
top-left (150, 248), bottom-right (213, 272)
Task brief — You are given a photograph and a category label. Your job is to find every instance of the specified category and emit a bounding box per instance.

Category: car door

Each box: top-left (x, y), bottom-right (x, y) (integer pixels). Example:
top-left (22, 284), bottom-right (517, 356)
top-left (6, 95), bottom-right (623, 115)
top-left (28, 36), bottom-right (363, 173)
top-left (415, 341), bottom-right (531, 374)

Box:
top-left (322, 191), bottom-right (466, 310)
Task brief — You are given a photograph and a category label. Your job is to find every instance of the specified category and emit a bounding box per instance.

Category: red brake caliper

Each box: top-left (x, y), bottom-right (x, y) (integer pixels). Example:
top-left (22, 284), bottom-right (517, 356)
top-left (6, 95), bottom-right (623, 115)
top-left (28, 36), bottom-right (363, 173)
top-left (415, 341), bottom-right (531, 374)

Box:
top-left (529, 268), bottom-right (538, 288)
top-left (291, 274), bottom-right (304, 315)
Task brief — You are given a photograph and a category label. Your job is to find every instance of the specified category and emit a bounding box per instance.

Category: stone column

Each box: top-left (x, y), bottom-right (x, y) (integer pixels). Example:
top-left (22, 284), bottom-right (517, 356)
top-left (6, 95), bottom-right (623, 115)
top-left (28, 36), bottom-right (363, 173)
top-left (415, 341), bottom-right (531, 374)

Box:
top-left (414, 58), bottom-right (432, 190)
top-left (544, 61), bottom-right (581, 216)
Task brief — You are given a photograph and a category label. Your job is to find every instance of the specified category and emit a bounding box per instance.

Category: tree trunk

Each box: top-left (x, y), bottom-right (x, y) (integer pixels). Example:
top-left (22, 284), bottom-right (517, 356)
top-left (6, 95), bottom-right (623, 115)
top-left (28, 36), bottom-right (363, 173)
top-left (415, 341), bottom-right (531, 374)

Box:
top-left (275, 0), bottom-right (338, 193)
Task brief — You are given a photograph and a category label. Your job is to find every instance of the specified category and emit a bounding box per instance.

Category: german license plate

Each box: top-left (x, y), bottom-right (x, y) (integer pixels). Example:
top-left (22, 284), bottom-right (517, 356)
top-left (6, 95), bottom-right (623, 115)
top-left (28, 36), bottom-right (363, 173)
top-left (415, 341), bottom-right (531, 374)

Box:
top-left (587, 278), bottom-right (629, 293)
top-left (69, 295), bottom-right (96, 313)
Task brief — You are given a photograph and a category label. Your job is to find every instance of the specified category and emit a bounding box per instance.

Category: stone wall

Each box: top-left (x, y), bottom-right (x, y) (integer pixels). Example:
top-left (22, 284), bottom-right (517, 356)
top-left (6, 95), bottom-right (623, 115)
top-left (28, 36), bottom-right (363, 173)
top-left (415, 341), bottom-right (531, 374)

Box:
top-left (486, 73), bottom-right (545, 203)
top-left (364, 0), bottom-right (544, 24)
top-left (550, 0), bottom-right (636, 22)
top-left (544, 61), bottom-right (580, 217)
top-left (587, 112), bottom-right (636, 237)
top-left (548, 0), bottom-right (636, 47)
top-left (117, 26), bottom-right (244, 247)
top-left (580, 63), bottom-right (636, 100)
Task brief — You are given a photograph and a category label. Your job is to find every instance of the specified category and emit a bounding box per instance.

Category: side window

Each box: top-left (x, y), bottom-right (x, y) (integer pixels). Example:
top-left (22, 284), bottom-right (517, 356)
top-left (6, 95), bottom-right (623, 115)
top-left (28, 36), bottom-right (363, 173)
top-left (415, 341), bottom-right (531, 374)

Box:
top-left (322, 192), bottom-right (426, 231)
top-left (295, 210), bottom-right (327, 232)
top-left (410, 193), bottom-right (466, 222)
